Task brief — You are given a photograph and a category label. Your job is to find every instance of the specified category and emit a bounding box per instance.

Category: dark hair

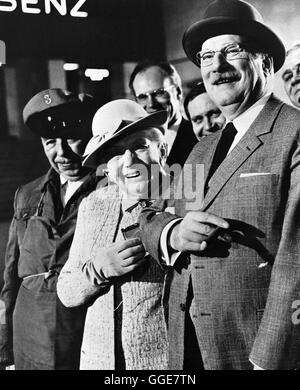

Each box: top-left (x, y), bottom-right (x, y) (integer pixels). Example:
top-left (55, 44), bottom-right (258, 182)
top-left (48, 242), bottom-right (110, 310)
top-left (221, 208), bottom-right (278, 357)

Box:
top-left (129, 60), bottom-right (182, 96)
top-left (184, 82), bottom-right (207, 120)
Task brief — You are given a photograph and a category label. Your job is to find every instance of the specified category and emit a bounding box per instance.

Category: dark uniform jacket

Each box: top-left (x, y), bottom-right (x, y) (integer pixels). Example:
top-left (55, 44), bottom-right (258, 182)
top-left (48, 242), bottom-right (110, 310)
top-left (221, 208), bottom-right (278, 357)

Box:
top-left (0, 168), bottom-right (98, 369)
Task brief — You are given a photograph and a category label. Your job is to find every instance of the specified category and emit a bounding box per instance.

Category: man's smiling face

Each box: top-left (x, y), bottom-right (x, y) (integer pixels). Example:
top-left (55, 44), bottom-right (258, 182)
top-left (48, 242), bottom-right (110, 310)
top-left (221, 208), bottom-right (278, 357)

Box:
top-left (201, 34), bottom-right (266, 116)
top-left (282, 46), bottom-right (300, 108)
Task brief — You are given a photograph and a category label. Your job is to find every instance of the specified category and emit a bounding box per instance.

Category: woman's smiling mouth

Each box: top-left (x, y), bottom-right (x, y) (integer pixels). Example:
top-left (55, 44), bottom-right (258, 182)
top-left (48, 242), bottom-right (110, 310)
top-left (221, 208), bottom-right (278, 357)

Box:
top-left (125, 171), bottom-right (141, 179)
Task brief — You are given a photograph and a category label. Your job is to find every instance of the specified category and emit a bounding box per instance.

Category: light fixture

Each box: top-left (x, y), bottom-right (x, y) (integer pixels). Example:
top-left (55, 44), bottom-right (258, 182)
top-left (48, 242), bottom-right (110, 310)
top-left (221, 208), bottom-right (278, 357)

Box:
top-left (85, 68), bottom-right (110, 81)
top-left (63, 63), bottom-right (80, 71)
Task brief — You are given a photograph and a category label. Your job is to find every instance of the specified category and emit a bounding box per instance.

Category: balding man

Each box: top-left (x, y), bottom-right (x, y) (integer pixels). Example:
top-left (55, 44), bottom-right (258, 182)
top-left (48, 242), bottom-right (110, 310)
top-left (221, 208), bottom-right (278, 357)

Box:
top-left (282, 43), bottom-right (300, 108)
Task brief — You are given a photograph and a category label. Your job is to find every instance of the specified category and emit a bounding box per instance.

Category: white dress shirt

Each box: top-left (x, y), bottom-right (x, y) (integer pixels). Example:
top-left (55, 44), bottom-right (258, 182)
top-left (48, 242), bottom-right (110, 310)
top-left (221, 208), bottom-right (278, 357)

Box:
top-left (60, 174), bottom-right (89, 207)
top-left (228, 92), bottom-right (272, 153)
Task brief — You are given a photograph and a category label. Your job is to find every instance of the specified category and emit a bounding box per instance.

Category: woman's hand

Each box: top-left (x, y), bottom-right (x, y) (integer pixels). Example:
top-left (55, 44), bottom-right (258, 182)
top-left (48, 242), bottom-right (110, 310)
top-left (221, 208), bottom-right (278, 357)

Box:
top-left (95, 238), bottom-right (146, 280)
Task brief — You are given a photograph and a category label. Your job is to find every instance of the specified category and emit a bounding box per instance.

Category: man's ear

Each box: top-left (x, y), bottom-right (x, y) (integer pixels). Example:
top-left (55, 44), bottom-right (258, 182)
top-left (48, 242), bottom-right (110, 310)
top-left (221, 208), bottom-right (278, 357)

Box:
top-left (262, 54), bottom-right (273, 75)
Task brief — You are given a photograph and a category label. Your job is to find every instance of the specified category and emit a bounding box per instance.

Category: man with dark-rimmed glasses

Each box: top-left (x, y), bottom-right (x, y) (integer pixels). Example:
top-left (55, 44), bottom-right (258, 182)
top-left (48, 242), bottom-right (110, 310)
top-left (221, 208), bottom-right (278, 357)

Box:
top-left (129, 61), bottom-right (197, 166)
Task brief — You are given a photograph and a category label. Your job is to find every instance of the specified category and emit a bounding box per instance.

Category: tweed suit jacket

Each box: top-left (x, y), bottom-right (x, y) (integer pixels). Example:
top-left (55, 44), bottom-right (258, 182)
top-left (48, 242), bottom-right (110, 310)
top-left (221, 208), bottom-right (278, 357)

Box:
top-left (140, 95), bottom-right (300, 370)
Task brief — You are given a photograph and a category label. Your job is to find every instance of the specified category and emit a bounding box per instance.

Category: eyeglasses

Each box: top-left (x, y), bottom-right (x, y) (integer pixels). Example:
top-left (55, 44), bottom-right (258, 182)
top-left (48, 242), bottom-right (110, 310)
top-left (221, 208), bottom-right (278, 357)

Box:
top-left (135, 85), bottom-right (176, 104)
top-left (196, 43), bottom-right (250, 68)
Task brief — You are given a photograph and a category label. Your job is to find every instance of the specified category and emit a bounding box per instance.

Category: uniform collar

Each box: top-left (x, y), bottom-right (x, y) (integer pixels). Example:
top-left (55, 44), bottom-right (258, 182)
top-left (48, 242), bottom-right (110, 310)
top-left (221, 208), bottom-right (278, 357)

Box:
top-left (59, 173), bottom-right (90, 187)
top-left (39, 168), bottom-right (98, 193)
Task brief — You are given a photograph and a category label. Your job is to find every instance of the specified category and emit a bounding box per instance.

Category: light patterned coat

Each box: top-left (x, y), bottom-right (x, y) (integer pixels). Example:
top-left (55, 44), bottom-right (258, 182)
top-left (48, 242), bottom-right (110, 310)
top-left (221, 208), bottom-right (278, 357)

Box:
top-left (57, 184), bottom-right (168, 370)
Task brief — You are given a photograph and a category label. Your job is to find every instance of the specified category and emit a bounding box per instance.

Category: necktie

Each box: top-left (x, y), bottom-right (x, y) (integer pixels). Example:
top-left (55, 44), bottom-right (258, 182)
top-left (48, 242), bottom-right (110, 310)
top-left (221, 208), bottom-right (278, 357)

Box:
top-left (205, 122), bottom-right (237, 193)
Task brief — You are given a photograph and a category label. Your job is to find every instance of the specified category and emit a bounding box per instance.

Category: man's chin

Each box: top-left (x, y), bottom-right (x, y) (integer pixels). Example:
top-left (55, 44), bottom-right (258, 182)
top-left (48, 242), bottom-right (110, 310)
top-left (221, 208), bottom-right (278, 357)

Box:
top-left (59, 169), bottom-right (86, 181)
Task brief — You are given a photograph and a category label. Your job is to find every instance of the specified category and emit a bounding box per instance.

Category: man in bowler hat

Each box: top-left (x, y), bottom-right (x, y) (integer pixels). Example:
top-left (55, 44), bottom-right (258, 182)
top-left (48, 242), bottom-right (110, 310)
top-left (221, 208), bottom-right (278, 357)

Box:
top-left (140, 0), bottom-right (300, 369)
top-left (0, 89), bottom-right (98, 370)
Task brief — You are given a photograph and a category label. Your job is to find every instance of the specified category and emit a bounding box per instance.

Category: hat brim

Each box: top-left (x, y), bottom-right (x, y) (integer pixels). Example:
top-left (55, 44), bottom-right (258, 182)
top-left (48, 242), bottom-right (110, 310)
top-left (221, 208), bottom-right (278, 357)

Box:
top-left (26, 103), bottom-right (92, 139)
top-left (182, 17), bottom-right (286, 73)
top-left (83, 110), bottom-right (168, 168)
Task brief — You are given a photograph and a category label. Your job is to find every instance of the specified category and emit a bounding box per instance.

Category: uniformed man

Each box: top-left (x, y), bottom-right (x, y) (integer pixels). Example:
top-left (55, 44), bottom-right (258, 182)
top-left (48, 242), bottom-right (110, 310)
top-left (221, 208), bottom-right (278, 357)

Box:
top-left (0, 88), bottom-right (98, 370)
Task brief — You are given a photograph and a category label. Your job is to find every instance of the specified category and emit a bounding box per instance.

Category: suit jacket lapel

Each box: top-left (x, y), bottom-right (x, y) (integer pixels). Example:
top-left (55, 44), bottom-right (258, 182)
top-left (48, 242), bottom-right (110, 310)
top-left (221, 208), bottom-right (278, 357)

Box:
top-left (201, 95), bottom-right (284, 211)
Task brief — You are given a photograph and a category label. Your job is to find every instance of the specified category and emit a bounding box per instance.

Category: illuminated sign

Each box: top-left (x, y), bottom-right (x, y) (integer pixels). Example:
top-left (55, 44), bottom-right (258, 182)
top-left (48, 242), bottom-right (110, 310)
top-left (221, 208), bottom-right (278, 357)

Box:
top-left (0, 0), bottom-right (88, 17)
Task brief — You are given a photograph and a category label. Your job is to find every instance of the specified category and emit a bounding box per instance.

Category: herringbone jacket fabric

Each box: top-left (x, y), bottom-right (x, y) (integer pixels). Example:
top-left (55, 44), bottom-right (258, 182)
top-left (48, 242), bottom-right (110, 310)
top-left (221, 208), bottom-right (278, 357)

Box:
top-left (140, 95), bottom-right (300, 370)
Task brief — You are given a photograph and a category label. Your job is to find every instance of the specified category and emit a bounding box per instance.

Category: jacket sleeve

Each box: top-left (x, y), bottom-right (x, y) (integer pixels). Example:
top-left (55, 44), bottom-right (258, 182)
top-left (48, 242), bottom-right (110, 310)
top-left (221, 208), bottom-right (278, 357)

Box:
top-left (250, 131), bottom-right (300, 370)
top-left (139, 198), bottom-right (180, 264)
top-left (0, 189), bottom-right (22, 366)
top-left (57, 198), bottom-right (110, 308)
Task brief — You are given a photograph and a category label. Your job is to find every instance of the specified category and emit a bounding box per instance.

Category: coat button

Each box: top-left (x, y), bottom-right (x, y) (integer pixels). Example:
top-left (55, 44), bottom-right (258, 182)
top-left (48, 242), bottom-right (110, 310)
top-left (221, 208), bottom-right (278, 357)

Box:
top-left (179, 303), bottom-right (186, 312)
top-left (194, 265), bottom-right (205, 269)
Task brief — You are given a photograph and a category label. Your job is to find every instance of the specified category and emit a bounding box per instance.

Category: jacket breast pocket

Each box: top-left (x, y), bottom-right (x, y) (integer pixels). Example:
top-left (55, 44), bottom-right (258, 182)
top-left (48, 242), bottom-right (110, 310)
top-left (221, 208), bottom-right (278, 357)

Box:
top-left (235, 174), bottom-right (279, 201)
top-left (15, 207), bottom-right (37, 241)
top-left (235, 173), bottom-right (279, 189)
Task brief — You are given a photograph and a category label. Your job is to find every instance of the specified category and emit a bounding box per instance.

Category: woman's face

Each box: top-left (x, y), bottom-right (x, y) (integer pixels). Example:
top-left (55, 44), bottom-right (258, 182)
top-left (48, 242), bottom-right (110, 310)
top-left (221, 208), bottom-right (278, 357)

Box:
top-left (104, 128), bottom-right (167, 199)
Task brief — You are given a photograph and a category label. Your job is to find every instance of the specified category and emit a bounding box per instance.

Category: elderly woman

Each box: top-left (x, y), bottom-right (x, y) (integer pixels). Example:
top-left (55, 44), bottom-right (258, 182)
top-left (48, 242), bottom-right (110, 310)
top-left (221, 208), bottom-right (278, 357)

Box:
top-left (57, 100), bottom-right (169, 370)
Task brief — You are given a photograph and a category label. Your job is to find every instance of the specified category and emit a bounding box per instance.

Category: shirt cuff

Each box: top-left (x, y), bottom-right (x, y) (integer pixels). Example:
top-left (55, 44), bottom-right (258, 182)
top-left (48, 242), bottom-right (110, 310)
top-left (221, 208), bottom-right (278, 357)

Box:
top-left (160, 218), bottom-right (183, 266)
top-left (249, 358), bottom-right (264, 370)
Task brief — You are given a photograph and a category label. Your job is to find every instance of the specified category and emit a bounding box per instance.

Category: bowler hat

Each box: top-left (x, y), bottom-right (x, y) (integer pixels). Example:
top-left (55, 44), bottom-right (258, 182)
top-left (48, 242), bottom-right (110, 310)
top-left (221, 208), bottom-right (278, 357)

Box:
top-left (23, 88), bottom-right (95, 139)
top-left (83, 99), bottom-right (168, 168)
top-left (182, 0), bottom-right (286, 72)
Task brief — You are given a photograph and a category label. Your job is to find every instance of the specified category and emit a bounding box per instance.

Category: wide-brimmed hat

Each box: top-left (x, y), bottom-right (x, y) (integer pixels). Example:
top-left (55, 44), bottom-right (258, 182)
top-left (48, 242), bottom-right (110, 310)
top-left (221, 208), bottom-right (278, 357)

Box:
top-left (83, 99), bottom-right (168, 168)
top-left (182, 0), bottom-right (286, 73)
top-left (23, 88), bottom-right (95, 139)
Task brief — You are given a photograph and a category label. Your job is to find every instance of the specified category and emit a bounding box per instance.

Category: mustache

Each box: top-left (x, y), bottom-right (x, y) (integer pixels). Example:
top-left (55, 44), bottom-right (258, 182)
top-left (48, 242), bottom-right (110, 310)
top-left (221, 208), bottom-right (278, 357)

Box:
top-left (211, 73), bottom-right (240, 85)
top-left (55, 158), bottom-right (80, 164)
